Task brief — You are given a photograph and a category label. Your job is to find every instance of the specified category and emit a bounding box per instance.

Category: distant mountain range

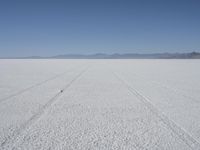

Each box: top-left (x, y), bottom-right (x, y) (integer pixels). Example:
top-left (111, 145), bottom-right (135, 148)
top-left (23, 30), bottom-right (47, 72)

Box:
top-left (1, 52), bottom-right (200, 59)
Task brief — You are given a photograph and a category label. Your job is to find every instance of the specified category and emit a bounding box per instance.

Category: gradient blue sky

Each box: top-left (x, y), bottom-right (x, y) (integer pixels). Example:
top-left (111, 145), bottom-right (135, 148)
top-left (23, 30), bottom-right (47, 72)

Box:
top-left (0, 0), bottom-right (200, 57)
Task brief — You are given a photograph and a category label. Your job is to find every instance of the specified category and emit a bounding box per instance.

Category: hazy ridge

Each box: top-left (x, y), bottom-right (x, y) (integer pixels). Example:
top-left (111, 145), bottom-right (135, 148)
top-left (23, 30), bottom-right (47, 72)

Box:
top-left (1, 52), bottom-right (200, 59)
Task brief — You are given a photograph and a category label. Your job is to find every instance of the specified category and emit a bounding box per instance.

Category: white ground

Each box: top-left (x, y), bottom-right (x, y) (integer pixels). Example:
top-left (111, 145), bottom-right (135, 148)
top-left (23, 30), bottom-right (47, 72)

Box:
top-left (0, 59), bottom-right (200, 150)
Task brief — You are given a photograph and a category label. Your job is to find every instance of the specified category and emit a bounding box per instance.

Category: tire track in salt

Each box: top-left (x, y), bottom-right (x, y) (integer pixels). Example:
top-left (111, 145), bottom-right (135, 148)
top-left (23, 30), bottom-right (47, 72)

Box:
top-left (126, 71), bottom-right (200, 103)
top-left (0, 66), bottom-right (89, 149)
top-left (111, 70), bottom-right (200, 150)
top-left (0, 64), bottom-right (82, 104)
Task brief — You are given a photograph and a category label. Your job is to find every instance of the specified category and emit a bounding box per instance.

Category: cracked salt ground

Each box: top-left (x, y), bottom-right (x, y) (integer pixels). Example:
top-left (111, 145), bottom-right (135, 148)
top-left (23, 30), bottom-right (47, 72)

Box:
top-left (0, 60), bottom-right (200, 150)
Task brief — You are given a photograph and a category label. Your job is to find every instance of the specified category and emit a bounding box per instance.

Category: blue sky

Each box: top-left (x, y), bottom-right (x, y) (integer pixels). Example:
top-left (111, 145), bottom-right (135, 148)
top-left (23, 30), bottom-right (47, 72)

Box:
top-left (0, 0), bottom-right (200, 57)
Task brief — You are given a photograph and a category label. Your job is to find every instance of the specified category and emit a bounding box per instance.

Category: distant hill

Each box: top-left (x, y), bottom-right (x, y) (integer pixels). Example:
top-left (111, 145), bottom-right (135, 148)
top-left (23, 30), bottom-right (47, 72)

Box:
top-left (50, 52), bottom-right (200, 59)
top-left (1, 52), bottom-right (200, 59)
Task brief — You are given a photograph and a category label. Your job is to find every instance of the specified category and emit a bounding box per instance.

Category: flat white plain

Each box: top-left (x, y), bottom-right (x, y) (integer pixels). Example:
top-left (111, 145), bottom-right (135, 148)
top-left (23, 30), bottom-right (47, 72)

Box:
top-left (0, 59), bottom-right (200, 150)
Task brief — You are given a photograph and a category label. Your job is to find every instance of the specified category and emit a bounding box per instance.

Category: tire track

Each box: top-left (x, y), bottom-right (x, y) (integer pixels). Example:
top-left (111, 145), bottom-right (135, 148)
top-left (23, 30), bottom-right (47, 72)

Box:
top-left (111, 70), bottom-right (200, 150)
top-left (0, 64), bottom-right (82, 104)
top-left (126, 71), bottom-right (200, 103)
top-left (0, 66), bottom-right (89, 149)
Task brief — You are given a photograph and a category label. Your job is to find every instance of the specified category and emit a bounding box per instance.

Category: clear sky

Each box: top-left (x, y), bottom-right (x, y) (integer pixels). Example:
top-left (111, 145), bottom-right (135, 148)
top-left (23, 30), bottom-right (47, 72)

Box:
top-left (0, 0), bottom-right (200, 57)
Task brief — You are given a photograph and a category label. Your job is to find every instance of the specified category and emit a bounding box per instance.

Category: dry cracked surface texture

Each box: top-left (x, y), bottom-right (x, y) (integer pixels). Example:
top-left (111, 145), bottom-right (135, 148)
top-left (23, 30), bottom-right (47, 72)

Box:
top-left (0, 59), bottom-right (200, 150)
